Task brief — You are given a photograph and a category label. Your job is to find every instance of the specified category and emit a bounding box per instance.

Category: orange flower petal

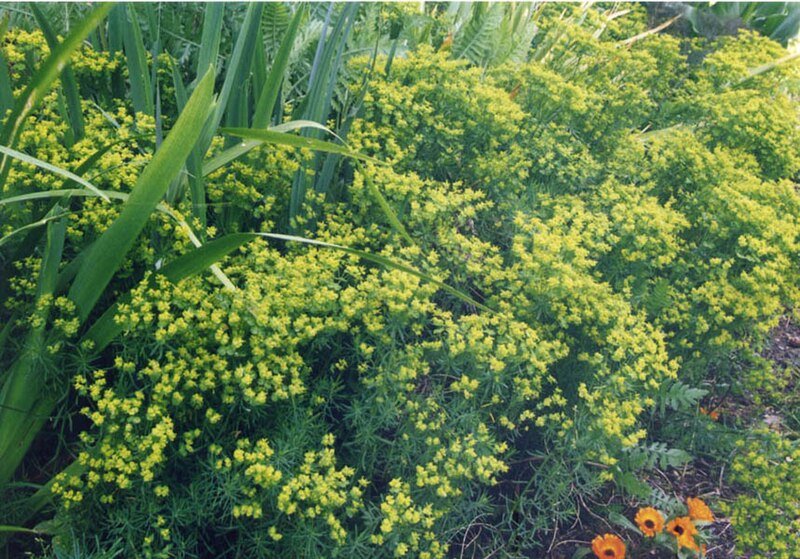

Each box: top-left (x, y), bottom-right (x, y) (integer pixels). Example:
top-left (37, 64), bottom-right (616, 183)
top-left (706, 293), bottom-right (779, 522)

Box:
top-left (591, 533), bottom-right (626, 559)
top-left (634, 507), bottom-right (665, 537)
top-left (687, 497), bottom-right (714, 522)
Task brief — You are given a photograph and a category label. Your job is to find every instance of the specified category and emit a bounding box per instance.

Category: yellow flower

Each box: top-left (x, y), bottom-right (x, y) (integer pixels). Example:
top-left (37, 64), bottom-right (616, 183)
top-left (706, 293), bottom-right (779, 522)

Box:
top-left (634, 507), bottom-right (664, 537)
top-left (687, 497), bottom-right (714, 522)
top-left (591, 533), bottom-right (626, 559)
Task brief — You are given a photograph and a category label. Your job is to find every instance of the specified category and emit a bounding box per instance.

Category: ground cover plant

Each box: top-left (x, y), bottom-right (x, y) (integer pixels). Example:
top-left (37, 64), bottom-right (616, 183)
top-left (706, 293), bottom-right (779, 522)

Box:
top-left (0, 2), bottom-right (799, 558)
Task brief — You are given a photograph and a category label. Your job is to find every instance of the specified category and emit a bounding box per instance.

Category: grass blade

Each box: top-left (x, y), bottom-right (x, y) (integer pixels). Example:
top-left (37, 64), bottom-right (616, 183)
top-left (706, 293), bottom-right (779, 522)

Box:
top-left (196, 2), bottom-right (224, 81)
top-left (256, 233), bottom-right (492, 312)
top-left (203, 119), bottom-right (340, 176)
top-left (253, 5), bottom-right (304, 128)
top-left (220, 127), bottom-right (385, 166)
top-left (84, 233), bottom-right (257, 352)
top-left (0, 526), bottom-right (39, 534)
top-left (0, 210), bottom-right (66, 484)
top-left (30, 3), bottom-right (85, 141)
top-left (188, 3), bottom-right (263, 228)
top-left (0, 145), bottom-right (109, 201)
top-left (0, 3), bottom-right (113, 189)
top-left (123, 3), bottom-right (154, 117)
top-left (290, 3), bottom-right (359, 223)
top-left (219, 127), bottom-right (414, 243)
top-left (0, 209), bottom-right (71, 248)
top-left (67, 68), bottom-right (216, 322)
top-left (0, 15), bottom-right (16, 115)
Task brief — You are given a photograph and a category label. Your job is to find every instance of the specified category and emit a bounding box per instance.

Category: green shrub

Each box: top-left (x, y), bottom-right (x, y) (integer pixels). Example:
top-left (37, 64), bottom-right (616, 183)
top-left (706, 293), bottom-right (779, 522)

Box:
top-left (725, 431), bottom-right (800, 559)
top-left (1, 5), bottom-right (799, 558)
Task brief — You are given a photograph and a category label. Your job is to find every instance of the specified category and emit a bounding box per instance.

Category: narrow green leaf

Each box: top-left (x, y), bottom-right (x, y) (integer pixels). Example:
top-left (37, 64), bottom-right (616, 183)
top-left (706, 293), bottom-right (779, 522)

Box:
top-left (608, 511), bottom-right (642, 535)
top-left (188, 3), bottom-right (262, 228)
top-left (217, 127), bottom-right (413, 244)
top-left (0, 3), bottom-right (113, 188)
top-left (123, 3), bottom-right (154, 117)
top-left (166, 56), bottom-right (189, 203)
top-left (107, 3), bottom-right (124, 54)
top-left (68, 68), bottom-right (216, 322)
top-left (0, 525), bottom-right (39, 534)
top-left (571, 547), bottom-right (592, 559)
top-left (196, 2), bottom-right (224, 80)
top-left (0, 16), bottom-right (15, 114)
top-left (252, 26), bottom-right (267, 110)
top-left (253, 5), bottom-right (304, 128)
top-left (360, 166), bottom-right (414, 245)
top-left (0, 212), bottom-right (66, 484)
top-left (0, 189), bottom-right (126, 207)
top-left (30, 3), bottom-right (85, 141)
top-left (290, 3), bottom-right (359, 222)
top-left (205, 3), bottom-right (263, 144)
top-left (257, 233), bottom-right (493, 312)
top-left (0, 145), bottom-right (110, 200)
top-left (17, 460), bottom-right (86, 526)
top-left (220, 127), bottom-right (386, 166)
top-left (84, 233), bottom-right (257, 352)
top-left (0, 392), bottom-right (56, 485)
top-left (203, 120), bottom-right (339, 176)
top-left (0, 209), bottom-right (71, 248)
top-left (36, 206), bottom-right (67, 298)
top-left (169, 56), bottom-right (188, 112)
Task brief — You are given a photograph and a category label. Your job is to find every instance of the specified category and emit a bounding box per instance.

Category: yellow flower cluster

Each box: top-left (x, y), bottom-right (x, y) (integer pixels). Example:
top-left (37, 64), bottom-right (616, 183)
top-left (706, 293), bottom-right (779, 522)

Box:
top-left (371, 478), bottom-right (445, 559)
top-left (7, 9), bottom-right (796, 557)
top-left (725, 432), bottom-right (800, 559)
top-left (276, 437), bottom-right (364, 544)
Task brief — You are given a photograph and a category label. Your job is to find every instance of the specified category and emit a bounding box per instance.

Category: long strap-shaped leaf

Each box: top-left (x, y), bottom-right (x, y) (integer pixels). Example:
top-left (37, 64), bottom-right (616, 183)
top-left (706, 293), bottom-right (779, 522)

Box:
top-left (0, 15), bottom-right (13, 114)
top-left (122, 2), bottom-right (154, 117)
top-left (188, 3), bottom-right (263, 228)
top-left (290, 3), bottom-right (359, 223)
top-left (203, 120), bottom-right (334, 176)
top-left (0, 145), bottom-right (109, 201)
top-left (201, 5), bottom-right (305, 173)
top-left (257, 233), bottom-right (493, 312)
top-left (196, 3), bottom-right (224, 81)
top-left (0, 212), bottom-right (66, 484)
top-left (67, 68), bottom-right (216, 322)
top-left (0, 3), bottom-right (112, 189)
top-left (220, 127), bottom-right (385, 166)
top-left (254, 5), bottom-right (304, 129)
top-left (30, 3), bottom-right (85, 142)
top-left (84, 233), bottom-right (257, 352)
top-left (218, 127), bottom-right (414, 244)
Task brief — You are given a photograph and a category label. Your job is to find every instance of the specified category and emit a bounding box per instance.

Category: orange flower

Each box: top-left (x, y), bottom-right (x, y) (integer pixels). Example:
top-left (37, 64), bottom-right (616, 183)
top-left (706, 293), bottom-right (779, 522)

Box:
top-left (700, 407), bottom-right (720, 420)
top-left (687, 497), bottom-right (714, 522)
top-left (635, 507), bottom-right (664, 537)
top-left (667, 516), bottom-right (699, 551)
top-left (591, 533), bottom-right (626, 559)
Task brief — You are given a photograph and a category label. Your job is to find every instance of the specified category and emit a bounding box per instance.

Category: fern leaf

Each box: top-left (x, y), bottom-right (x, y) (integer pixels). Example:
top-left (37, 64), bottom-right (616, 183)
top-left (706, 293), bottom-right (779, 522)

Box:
top-left (263, 3), bottom-right (291, 59)
top-left (452, 3), bottom-right (505, 66)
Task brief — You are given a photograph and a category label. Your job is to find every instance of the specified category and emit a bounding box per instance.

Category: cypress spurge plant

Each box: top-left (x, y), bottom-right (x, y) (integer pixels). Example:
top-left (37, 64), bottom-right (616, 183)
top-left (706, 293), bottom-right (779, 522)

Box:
top-left (0, 62), bottom-right (216, 486)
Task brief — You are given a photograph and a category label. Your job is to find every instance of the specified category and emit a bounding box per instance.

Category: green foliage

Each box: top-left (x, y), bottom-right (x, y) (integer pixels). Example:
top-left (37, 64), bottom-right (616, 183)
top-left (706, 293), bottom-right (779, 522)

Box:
top-left (1, 3), bottom-right (799, 558)
top-left (725, 431), bottom-right (800, 559)
top-left (684, 2), bottom-right (800, 46)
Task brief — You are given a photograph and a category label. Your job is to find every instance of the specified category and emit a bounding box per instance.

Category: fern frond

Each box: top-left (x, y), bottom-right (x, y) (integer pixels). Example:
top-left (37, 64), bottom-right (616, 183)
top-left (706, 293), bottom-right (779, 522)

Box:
top-left (263, 2), bottom-right (291, 58)
top-left (452, 3), bottom-right (505, 66)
